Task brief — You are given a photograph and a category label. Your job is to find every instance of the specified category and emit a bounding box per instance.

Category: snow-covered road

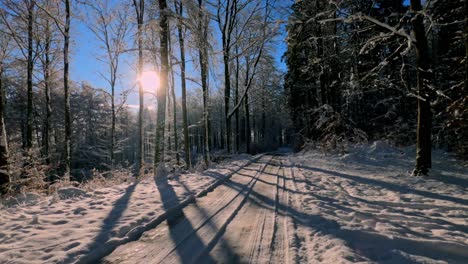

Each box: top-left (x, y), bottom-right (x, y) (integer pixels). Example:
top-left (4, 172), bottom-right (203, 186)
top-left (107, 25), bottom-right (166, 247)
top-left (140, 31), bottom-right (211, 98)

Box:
top-left (104, 150), bottom-right (468, 264)
top-left (104, 155), bottom-right (295, 263)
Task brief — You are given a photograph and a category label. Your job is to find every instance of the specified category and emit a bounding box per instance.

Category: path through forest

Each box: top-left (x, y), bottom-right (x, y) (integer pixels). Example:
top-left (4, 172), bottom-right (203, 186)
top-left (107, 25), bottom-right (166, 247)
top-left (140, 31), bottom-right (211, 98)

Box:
top-left (103, 149), bottom-right (468, 264)
top-left (103, 155), bottom-right (294, 263)
top-left (1, 145), bottom-right (467, 263)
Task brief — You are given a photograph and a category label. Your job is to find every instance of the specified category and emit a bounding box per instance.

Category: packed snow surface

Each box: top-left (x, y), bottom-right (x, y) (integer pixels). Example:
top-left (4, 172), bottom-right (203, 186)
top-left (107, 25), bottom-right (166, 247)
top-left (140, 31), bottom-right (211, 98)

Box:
top-left (1, 143), bottom-right (467, 264)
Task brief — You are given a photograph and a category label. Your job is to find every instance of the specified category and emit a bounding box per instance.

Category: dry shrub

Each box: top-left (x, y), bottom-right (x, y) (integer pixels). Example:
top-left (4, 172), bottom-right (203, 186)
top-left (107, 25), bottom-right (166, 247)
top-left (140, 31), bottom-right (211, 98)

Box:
top-left (6, 148), bottom-right (55, 196)
top-left (80, 168), bottom-right (134, 191)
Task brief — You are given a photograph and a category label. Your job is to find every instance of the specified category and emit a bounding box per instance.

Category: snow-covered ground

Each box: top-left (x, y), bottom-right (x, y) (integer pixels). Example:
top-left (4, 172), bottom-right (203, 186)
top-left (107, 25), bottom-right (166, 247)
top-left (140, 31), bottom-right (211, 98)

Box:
top-left (290, 142), bottom-right (468, 263)
top-left (0, 155), bottom-right (257, 264)
top-left (1, 142), bottom-right (467, 264)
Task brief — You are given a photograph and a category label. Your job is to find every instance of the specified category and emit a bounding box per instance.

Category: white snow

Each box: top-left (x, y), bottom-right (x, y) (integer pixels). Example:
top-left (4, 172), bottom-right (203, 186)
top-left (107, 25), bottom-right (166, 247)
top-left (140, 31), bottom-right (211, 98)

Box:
top-left (291, 141), bottom-right (468, 263)
top-left (0, 155), bottom-right (257, 264)
top-left (0, 143), bottom-right (467, 263)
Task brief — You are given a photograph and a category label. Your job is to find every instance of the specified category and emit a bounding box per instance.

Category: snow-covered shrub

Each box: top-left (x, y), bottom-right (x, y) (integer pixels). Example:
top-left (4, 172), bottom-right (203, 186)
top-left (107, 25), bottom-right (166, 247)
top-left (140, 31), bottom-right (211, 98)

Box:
top-left (79, 168), bottom-right (133, 191)
top-left (6, 147), bottom-right (55, 196)
top-left (304, 105), bottom-right (368, 152)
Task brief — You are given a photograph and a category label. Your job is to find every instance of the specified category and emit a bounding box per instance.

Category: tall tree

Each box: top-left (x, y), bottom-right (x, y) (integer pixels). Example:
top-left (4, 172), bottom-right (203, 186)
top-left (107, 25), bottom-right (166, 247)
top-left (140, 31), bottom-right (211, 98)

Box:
top-left (411, 0), bottom-right (432, 176)
top-left (168, 30), bottom-right (179, 165)
top-left (63, 0), bottom-right (71, 177)
top-left (243, 57), bottom-right (251, 153)
top-left (26, 0), bottom-right (34, 149)
top-left (0, 32), bottom-right (10, 194)
top-left (198, 0), bottom-right (210, 166)
top-left (38, 3), bottom-right (54, 165)
top-left (133, 0), bottom-right (144, 175)
top-left (234, 33), bottom-right (240, 152)
top-left (174, 0), bottom-right (191, 168)
top-left (154, 0), bottom-right (168, 169)
top-left (217, 0), bottom-right (237, 153)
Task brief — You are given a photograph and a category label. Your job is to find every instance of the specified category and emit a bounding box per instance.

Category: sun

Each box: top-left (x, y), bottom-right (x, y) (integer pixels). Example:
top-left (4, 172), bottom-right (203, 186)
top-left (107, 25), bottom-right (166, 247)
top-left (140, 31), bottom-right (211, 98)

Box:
top-left (139, 71), bottom-right (159, 92)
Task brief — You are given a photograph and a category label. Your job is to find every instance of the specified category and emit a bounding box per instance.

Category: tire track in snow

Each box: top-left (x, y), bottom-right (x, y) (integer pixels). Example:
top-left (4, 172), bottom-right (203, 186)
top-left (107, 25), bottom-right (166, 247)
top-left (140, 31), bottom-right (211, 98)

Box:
top-left (103, 155), bottom-right (275, 263)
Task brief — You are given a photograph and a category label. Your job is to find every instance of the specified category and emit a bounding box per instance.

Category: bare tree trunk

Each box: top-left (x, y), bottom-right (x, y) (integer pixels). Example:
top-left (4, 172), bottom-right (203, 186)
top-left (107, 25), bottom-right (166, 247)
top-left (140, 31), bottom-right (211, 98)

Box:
top-left (235, 42), bottom-right (240, 153)
top-left (111, 88), bottom-right (115, 168)
top-left (64, 0), bottom-right (71, 178)
top-left (168, 32), bottom-right (179, 165)
top-left (0, 64), bottom-right (9, 194)
top-left (261, 84), bottom-right (266, 143)
top-left (175, 0), bottom-right (191, 169)
top-left (155, 0), bottom-right (168, 169)
top-left (223, 50), bottom-right (231, 153)
top-left (411, 0), bottom-right (432, 176)
top-left (26, 0), bottom-right (34, 149)
top-left (43, 22), bottom-right (51, 165)
top-left (199, 0), bottom-right (210, 166)
top-left (218, 0), bottom-right (238, 153)
top-left (244, 92), bottom-right (250, 154)
top-left (316, 0), bottom-right (328, 106)
top-left (111, 78), bottom-right (116, 169)
top-left (465, 0), bottom-right (468, 93)
top-left (133, 0), bottom-right (144, 175)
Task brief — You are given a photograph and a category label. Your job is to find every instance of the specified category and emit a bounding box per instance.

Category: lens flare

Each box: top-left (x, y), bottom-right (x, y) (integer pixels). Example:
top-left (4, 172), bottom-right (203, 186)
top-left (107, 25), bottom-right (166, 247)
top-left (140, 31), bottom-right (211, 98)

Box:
top-left (138, 71), bottom-right (159, 92)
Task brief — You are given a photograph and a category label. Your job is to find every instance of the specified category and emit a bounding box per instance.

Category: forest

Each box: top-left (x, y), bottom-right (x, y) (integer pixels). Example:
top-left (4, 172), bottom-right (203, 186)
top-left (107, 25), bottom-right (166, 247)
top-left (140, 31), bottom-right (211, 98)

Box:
top-left (0, 0), bottom-right (291, 193)
top-left (0, 0), bottom-right (467, 263)
top-left (0, 0), bottom-right (463, 195)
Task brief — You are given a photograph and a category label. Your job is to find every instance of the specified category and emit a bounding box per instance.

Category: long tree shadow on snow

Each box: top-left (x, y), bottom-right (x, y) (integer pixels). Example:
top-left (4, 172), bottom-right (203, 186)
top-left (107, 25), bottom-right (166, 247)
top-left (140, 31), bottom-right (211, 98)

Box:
top-left (293, 164), bottom-right (468, 206)
top-left (155, 173), bottom-right (217, 263)
top-left (204, 169), bottom-right (468, 263)
top-left (171, 175), bottom-right (237, 262)
top-left (63, 182), bottom-right (137, 263)
top-left (429, 173), bottom-right (468, 189)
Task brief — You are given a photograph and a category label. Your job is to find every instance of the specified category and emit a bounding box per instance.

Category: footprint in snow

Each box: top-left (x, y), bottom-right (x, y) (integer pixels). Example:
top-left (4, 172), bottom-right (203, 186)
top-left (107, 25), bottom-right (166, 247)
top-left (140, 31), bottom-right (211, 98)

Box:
top-left (52, 220), bottom-right (68, 225)
top-left (63, 242), bottom-right (80, 250)
top-left (73, 207), bottom-right (87, 215)
top-left (41, 254), bottom-right (54, 260)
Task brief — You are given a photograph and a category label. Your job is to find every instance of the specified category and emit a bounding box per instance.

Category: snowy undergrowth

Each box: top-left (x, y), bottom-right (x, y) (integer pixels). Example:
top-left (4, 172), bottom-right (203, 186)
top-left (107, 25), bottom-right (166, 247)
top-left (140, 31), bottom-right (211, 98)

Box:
top-left (291, 141), bottom-right (468, 263)
top-left (0, 155), bottom-right (257, 264)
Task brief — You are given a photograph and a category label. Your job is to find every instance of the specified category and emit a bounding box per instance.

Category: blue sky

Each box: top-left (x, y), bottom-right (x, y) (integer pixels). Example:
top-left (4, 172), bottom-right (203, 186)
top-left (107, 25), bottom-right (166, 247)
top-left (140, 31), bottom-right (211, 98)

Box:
top-left (69, 1), bottom-right (289, 106)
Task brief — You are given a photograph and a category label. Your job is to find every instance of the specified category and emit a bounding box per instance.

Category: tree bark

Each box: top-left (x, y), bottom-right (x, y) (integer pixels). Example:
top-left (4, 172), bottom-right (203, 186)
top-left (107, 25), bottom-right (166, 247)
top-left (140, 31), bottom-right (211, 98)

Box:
top-left (175, 0), bottom-right (191, 169)
top-left (155, 0), bottom-right (168, 169)
top-left (133, 0), bottom-right (144, 175)
top-left (465, 0), bottom-right (468, 93)
top-left (199, 0), bottom-right (210, 166)
top-left (42, 21), bottom-right (51, 165)
top-left (235, 45), bottom-right (240, 153)
top-left (64, 0), bottom-right (71, 178)
top-left (111, 81), bottom-right (115, 168)
top-left (168, 32), bottom-right (179, 165)
top-left (244, 92), bottom-right (250, 154)
top-left (0, 63), bottom-right (9, 194)
top-left (261, 83), bottom-right (266, 143)
top-left (223, 50), bottom-right (231, 153)
top-left (411, 0), bottom-right (432, 176)
top-left (219, 0), bottom-right (237, 153)
top-left (26, 0), bottom-right (34, 149)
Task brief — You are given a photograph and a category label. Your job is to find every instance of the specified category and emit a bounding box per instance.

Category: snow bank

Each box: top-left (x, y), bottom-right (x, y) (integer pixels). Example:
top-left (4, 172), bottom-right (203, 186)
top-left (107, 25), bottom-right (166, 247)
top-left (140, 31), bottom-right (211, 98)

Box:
top-left (339, 141), bottom-right (406, 163)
